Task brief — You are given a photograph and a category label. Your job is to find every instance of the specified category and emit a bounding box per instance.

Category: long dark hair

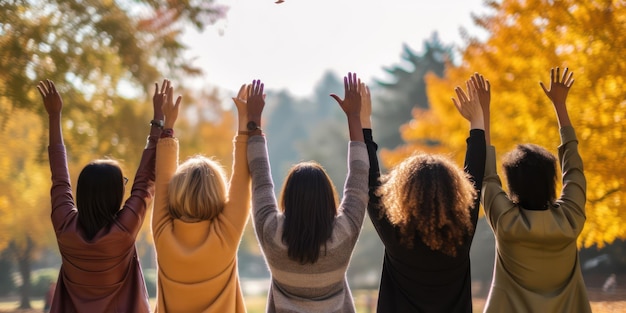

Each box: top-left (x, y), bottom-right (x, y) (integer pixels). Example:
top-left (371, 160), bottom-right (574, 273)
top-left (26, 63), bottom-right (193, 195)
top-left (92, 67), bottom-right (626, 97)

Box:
top-left (280, 162), bottom-right (338, 264)
top-left (503, 144), bottom-right (557, 210)
top-left (76, 159), bottom-right (125, 240)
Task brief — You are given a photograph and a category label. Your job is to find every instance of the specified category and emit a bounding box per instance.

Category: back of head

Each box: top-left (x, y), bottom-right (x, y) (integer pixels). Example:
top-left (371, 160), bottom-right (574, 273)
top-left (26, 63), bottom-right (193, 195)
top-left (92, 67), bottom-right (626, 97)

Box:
top-left (167, 156), bottom-right (227, 221)
top-left (378, 153), bottom-right (476, 257)
top-left (503, 143), bottom-right (557, 210)
top-left (280, 162), bottom-right (338, 264)
top-left (76, 159), bottom-right (125, 240)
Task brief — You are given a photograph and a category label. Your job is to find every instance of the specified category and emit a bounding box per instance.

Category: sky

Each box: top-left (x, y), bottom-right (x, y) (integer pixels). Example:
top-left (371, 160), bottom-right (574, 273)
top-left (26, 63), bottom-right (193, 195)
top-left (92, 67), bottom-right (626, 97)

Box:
top-left (182, 0), bottom-right (488, 98)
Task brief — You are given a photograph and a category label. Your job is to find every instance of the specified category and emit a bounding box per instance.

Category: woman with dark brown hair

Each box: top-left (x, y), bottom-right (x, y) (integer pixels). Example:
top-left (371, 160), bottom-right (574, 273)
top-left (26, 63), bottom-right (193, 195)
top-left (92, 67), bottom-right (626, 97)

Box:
top-left (39, 79), bottom-right (166, 312)
top-left (247, 73), bottom-right (369, 312)
top-left (364, 75), bottom-right (487, 312)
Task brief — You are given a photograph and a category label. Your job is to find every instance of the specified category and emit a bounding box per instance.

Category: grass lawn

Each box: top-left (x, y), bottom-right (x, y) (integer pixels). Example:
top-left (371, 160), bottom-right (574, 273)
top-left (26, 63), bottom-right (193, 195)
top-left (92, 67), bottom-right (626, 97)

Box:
top-left (1, 289), bottom-right (624, 312)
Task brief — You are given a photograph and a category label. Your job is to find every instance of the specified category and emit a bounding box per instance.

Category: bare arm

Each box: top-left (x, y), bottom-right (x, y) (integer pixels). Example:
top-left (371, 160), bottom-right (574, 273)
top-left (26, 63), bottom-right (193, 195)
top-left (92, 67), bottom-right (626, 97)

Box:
top-left (540, 67), bottom-right (574, 128)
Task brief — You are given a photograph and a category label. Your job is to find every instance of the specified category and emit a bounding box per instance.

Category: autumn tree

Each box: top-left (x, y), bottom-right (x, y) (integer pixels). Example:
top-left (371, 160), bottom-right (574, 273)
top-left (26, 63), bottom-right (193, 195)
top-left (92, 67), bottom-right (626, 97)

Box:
top-left (384, 0), bottom-right (626, 248)
top-left (373, 34), bottom-right (452, 149)
top-left (0, 0), bottom-right (226, 308)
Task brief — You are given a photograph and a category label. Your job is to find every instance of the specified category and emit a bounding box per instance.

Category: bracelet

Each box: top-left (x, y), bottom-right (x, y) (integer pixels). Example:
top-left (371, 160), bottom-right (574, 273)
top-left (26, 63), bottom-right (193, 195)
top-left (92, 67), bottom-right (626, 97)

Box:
top-left (150, 119), bottom-right (164, 129)
top-left (248, 129), bottom-right (263, 136)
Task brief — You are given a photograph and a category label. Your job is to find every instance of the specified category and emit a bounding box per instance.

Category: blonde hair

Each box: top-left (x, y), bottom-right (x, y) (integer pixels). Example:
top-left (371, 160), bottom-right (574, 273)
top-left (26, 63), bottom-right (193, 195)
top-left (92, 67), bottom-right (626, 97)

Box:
top-left (167, 156), bottom-right (227, 221)
top-left (378, 153), bottom-right (476, 257)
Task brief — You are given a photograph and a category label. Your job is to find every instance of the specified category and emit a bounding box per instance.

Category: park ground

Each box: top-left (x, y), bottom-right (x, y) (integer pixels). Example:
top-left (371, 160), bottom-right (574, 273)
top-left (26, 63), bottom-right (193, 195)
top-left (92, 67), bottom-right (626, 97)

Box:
top-left (0, 288), bottom-right (625, 313)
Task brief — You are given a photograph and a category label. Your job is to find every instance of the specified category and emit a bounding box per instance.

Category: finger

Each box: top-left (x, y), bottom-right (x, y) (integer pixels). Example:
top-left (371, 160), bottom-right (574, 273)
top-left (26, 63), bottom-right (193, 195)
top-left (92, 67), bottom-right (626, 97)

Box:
top-left (247, 81), bottom-right (254, 98)
top-left (46, 80), bottom-right (54, 93)
top-left (567, 78), bottom-right (575, 88)
top-left (550, 68), bottom-right (555, 84)
top-left (330, 94), bottom-right (342, 105)
top-left (539, 82), bottom-right (549, 95)
top-left (160, 79), bottom-right (167, 93)
top-left (562, 67), bottom-right (569, 83)
top-left (470, 75), bottom-right (479, 90)
top-left (452, 98), bottom-right (462, 113)
top-left (237, 84), bottom-right (246, 99)
top-left (174, 96), bottom-right (182, 110)
top-left (485, 80), bottom-right (491, 92)
top-left (38, 81), bottom-right (48, 95)
top-left (556, 67), bottom-right (561, 83)
top-left (565, 70), bottom-right (574, 86)
top-left (37, 85), bottom-right (45, 98)
top-left (259, 82), bottom-right (265, 96)
top-left (343, 76), bottom-right (348, 93)
top-left (455, 87), bottom-right (467, 104)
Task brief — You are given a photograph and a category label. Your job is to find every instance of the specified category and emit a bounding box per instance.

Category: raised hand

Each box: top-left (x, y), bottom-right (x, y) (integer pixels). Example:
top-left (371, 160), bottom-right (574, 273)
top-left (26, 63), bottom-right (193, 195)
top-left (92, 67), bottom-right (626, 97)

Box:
top-left (540, 67), bottom-right (574, 128)
top-left (162, 84), bottom-right (182, 130)
top-left (247, 80), bottom-right (265, 126)
top-left (470, 73), bottom-right (490, 117)
top-left (330, 72), bottom-right (361, 118)
top-left (452, 81), bottom-right (484, 130)
top-left (540, 67), bottom-right (574, 107)
top-left (37, 80), bottom-right (63, 116)
top-left (359, 82), bottom-right (372, 129)
top-left (330, 72), bottom-right (364, 142)
top-left (233, 84), bottom-right (249, 117)
top-left (153, 79), bottom-right (169, 120)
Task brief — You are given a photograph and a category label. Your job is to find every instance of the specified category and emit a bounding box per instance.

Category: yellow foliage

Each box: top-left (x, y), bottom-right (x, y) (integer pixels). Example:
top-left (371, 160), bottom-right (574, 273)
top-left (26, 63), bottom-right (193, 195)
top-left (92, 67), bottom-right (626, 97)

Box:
top-left (384, 0), bottom-right (626, 247)
top-left (0, 108), bottom-right (55, 254)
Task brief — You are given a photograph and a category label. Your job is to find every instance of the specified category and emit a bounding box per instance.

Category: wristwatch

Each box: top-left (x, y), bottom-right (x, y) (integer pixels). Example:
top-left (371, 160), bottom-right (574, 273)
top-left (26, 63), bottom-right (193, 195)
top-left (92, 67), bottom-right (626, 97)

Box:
top-left (247, 121), bottom-right (261, 131)
top-left (150, 119), bottom-right (164, 129)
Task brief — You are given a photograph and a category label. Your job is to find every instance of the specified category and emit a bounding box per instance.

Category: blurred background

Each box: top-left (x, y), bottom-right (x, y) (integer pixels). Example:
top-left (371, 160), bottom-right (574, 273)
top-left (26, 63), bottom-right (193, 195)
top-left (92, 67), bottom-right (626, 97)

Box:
top-left (1, 0), bottom-right (625, 311)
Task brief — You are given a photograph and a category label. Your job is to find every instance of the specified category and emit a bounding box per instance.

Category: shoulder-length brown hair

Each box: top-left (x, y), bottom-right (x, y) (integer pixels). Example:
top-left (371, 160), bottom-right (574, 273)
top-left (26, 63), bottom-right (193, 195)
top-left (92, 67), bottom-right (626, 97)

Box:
top-left (167, 156), bottom-right (227, 221)
top-left (378, 153), bottom-right (476, 257)
top-left (280, 162), bottom-right (338, 264)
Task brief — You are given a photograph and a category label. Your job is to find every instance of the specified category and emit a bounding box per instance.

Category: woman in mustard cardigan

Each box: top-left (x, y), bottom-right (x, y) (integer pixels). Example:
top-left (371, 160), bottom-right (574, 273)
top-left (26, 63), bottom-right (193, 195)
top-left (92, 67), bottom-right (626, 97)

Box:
top-left (152, 82), bottom-right (252, 312)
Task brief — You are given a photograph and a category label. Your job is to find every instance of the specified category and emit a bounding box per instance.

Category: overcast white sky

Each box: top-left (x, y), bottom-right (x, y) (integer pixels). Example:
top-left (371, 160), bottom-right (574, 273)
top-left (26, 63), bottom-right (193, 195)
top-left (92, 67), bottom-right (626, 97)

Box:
top-left (182, 0), bottom-right (487, 97)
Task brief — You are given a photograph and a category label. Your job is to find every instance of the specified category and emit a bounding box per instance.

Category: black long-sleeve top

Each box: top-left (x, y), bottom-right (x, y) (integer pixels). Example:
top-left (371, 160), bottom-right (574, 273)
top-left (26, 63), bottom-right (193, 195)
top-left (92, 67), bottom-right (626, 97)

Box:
top-left (365, 128), bottom-right (486, 313)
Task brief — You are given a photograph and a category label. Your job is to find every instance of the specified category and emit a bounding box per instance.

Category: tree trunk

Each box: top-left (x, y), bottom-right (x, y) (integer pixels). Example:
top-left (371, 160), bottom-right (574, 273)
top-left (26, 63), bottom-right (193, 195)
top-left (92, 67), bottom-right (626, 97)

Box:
top-left (12, 237), bottom-right (34, 309)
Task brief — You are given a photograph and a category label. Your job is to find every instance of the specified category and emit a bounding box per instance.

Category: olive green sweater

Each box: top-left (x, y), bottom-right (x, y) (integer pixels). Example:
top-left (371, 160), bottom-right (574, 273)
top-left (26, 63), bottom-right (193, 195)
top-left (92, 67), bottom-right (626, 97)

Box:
top-left (481, 126), bottom-right (591, 312)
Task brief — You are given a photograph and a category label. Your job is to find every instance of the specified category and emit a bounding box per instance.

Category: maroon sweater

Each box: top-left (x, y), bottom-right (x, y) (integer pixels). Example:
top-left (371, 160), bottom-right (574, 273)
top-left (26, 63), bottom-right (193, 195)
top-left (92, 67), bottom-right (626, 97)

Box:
top-left (47, 136), bottom-right (157, 313)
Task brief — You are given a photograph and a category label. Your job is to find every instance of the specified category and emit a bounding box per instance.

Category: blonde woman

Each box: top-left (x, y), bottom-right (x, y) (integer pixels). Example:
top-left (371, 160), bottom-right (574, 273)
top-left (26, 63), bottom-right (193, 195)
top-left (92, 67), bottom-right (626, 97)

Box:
top-left (152, 82), bottom-right (251, 312)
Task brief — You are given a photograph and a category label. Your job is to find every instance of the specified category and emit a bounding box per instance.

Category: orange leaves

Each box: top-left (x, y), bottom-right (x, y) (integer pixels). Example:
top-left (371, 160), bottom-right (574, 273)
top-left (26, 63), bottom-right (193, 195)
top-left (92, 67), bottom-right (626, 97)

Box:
top-left (383, 0), bottom-right (626, 247)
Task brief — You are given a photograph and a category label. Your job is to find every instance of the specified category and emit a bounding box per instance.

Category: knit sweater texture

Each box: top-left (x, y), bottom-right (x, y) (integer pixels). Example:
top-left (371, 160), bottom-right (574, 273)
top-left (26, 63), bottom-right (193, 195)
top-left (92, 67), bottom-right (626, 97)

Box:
top-left (247, 135), bottom-right (369, 313)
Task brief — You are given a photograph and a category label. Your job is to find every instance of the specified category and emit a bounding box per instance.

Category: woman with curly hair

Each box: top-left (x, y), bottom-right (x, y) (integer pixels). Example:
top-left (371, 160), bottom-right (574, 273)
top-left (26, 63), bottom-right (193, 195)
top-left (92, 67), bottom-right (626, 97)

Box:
top-left (364, 74), bottom-right (487, 312)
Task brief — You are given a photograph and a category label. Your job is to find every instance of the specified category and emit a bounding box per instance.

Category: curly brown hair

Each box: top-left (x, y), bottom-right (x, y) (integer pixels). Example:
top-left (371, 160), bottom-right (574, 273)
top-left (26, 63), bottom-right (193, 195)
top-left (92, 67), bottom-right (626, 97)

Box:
top-left (378, 153), bottom-right (477, 257)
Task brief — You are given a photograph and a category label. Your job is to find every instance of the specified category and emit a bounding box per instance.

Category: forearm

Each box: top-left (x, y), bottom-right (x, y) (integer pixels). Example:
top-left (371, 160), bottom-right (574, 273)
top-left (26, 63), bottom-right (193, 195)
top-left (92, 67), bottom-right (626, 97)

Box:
top-left (48, 114), bottom-right (64, 146)
top-left (342, 142), bottom-right (369, 231)
top-left (347, 115), bottom-right (364, 142)
top-left (483, 111), bottom-right (490, 146)
top-left (555, 105), bottom-right (572, 128)
top-left (247, 136), bottom-right (278, 241)
top-left (152, 138), bottom-right (178, 235)
top-left (223, 135), bottom-right (251, 232)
